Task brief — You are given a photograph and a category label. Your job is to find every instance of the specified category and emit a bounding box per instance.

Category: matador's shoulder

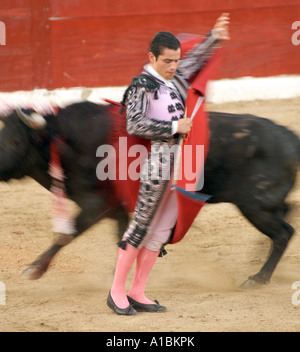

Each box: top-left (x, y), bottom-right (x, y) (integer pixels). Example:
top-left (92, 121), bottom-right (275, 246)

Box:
top-left (121, 73), bottom-right (160, 109)
top-left (130, 73), bottom-right (160, 92)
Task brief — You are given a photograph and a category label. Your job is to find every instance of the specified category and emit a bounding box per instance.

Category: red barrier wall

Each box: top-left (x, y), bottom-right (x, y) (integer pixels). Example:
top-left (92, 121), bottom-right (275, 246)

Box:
top-left (0, 0), bottom-right (300, 92)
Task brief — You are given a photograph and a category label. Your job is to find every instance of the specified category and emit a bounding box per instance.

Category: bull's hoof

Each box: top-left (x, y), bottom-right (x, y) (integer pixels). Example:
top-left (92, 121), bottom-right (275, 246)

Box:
top-left (21, 264), bottom-right (46, 280)
top-left (240, 279), bottom-right (263, 290)
top-left (240, 275), bottom-right (270, 289)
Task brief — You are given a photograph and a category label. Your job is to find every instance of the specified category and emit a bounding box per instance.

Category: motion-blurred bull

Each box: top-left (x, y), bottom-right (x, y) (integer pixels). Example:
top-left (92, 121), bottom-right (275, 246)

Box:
top-left (0, 102), bottom-right (130, 279)
top-left (0, 101), bottom-right (299, 288)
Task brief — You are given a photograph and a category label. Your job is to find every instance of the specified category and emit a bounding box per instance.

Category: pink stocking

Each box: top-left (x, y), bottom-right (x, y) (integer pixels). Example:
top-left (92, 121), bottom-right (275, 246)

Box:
top-left (128, 247), bottom-right (160, 305)
top-left (110, 243), bottom-right (139, 309)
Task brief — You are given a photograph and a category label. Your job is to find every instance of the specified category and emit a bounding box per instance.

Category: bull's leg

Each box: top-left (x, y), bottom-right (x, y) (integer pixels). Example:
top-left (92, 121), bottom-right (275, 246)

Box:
top-left (22, 241), bottom-right (70, 280)
top-left (238, 205), bottom-right (294, 288)
top-left (22, 198), bottom-right (128, 280)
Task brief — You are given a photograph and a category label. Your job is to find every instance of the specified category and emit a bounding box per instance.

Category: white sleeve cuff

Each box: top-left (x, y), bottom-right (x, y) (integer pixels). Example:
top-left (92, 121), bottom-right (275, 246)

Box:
top-left (172, 121), bottom-right (178, 135)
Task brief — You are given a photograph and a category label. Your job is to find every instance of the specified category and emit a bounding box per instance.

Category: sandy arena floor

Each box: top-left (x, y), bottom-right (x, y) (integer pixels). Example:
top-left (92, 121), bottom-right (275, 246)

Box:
top-left (1, 97), bottom-right (300, 332)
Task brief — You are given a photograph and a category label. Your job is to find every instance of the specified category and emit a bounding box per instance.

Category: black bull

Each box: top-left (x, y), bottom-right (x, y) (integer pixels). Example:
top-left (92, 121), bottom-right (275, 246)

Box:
top-left (0, 101), bottom-right (299, 288)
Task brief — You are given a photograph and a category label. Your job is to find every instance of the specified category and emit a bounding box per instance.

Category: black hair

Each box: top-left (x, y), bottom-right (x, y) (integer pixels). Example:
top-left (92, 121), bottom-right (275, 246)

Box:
top-left (149, 31), bottom-right (181, 59)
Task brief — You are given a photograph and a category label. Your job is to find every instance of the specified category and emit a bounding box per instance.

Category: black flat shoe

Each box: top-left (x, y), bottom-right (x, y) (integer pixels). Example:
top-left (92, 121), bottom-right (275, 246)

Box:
top-left (107, 292), bottom-right (137, 316)
top-left (127, 296), bottom-right (167, 312)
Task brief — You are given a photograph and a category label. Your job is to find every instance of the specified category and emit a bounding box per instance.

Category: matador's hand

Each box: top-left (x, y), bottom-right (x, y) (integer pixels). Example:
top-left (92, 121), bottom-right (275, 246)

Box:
top-left (213, 13), bottom-right (230, 41)
top-left (177, 117), bottom-right (193, 135)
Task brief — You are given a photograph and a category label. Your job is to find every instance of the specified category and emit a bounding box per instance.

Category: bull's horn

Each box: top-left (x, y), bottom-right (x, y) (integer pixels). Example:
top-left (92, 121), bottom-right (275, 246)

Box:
top-left (16, 108), bottom-right (46, 130)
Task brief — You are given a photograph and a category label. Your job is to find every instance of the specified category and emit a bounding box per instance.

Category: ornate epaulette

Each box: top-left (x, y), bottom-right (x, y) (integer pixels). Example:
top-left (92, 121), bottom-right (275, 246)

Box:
top-left (131, 73), bottom-right (160, 92)
top-left (120, 74), bottom-right (160, 112)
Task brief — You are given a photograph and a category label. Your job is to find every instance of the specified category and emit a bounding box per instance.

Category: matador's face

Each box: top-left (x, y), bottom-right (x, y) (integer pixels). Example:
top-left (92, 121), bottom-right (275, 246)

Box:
top-left (149, 48), bottom-right (181, 81)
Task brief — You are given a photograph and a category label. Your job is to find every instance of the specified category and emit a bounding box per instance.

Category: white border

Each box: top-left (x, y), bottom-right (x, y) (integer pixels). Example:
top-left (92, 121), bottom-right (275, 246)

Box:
top-left (0, 75), bottom-right (300, 111)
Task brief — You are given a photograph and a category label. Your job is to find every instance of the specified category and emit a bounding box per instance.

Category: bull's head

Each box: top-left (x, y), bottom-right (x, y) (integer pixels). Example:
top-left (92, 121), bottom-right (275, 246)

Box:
top-left (0, 109), bottom-right (48, 182)
top-left (16, 109), bottom-right (46, 130)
